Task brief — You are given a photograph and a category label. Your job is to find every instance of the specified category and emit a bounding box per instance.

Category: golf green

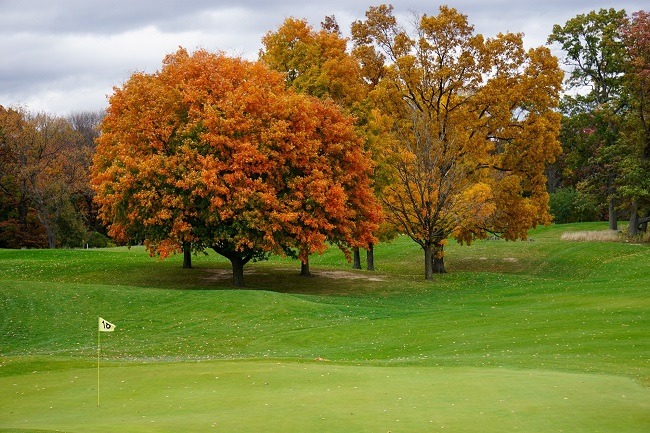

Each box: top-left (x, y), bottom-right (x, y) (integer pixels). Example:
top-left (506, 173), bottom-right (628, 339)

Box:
top-left (1, 361), bottom-right (648, 433)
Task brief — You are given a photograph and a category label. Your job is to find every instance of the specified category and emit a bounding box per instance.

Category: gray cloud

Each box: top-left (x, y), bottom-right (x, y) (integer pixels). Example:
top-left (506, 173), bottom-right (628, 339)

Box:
top-left (1, 0), bottom-right (646, 115)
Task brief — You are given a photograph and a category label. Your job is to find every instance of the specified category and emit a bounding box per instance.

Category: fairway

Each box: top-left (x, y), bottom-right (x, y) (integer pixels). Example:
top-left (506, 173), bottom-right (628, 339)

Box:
top-left (1, 223), bottom-right (649, 432)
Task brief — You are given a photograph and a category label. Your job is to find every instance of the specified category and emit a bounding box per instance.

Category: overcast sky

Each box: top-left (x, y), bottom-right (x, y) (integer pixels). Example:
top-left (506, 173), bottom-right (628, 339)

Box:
top-left (1, 0), bottom-right (646, 116)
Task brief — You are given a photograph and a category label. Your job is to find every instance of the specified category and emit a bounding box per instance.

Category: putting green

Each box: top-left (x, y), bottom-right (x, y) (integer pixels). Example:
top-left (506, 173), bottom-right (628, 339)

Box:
top-left (1, 361), bottom-right (648, 433)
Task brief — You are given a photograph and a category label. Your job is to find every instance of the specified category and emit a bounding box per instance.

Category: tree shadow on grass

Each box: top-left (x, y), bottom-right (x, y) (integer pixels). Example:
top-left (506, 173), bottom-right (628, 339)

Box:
top-left (196, 266), bottom-right (388, 296)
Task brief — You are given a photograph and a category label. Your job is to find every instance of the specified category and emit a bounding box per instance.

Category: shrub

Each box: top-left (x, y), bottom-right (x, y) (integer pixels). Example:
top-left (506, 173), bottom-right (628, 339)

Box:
top-left (0, 216), bottom-right (47, 249)
top-left (86, 231), bottom-right (114, 248)
top-left (550, 187), bottom-right (598, 223)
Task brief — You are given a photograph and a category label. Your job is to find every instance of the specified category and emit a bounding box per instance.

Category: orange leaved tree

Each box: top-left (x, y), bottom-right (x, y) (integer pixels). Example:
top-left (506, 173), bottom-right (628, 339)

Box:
top-left (352, 5), bottom-right (563, 279)
top-left (91, 48), bottom-right (377, 286)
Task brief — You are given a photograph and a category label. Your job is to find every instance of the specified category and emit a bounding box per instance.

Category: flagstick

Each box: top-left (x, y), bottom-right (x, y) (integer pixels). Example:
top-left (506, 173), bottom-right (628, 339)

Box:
top-left (97, 327), bottom-right (101, 407)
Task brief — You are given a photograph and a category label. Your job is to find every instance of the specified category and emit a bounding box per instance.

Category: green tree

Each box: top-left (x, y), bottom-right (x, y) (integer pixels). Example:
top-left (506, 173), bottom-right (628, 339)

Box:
top-left (548, 8), bottom-right (628, 229)
top-left (620, 10), bottom-right (650, 235)
top-left (549, 187), bottom-right (598, 223)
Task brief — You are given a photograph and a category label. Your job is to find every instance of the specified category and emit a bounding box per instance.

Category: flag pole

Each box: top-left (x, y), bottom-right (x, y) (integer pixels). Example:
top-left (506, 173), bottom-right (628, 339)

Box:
top-left (97, 324), bottom-right (101, 407)
top-left (97, 317), bottom-right (114, 407)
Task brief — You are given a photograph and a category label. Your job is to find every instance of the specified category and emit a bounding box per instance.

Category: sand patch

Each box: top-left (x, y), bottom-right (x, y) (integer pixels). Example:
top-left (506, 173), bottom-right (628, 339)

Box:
top-left (314, 270), bottom-right (386, 281)
top-left (203, 268), bottom-right (385, 282)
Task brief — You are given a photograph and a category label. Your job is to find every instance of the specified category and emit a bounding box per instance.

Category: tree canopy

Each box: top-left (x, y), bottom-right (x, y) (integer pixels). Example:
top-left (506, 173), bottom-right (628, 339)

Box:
top-left (620, 10), bottom-right (650, 233)
top-left (11, 4), bottom-right (649, 283)
top-left (91, 48), bottom-right (379, 286)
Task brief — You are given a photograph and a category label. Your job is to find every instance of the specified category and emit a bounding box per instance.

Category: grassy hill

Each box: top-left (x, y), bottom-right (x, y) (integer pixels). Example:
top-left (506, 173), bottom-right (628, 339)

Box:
top-left (1, 223), bottom-right (648, 432)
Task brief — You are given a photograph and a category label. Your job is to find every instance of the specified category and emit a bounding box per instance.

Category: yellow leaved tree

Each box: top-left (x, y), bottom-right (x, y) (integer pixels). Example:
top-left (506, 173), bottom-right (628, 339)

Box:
top-left (352, 5), bottom-right (563, 279)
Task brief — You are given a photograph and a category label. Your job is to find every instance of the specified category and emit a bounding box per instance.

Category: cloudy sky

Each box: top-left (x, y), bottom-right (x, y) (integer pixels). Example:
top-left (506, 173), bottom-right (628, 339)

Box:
top-left (1, 0), bottom-right (646, 116)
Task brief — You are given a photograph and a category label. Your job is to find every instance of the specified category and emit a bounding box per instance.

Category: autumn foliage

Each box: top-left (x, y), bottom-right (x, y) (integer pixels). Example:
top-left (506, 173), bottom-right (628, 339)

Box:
top-left (352, 5), bottom-right (563, 279)
top-left (91, 49), bottom-right (379, 286)
top-left (261, 17), bottom-right (389, 271)
top-left (0, 106), bottom-right (93, 248)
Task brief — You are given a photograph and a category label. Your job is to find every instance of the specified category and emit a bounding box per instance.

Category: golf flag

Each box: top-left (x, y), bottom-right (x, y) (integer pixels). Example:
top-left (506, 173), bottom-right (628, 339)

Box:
top-left (97, 317), bottom-right (115, 406)
top-left (99, 317), bottom-right (115, 332)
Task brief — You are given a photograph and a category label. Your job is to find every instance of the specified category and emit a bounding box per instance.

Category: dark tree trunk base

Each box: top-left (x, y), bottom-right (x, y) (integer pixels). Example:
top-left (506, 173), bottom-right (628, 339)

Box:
top-left (366, 243), bottom-right (375, 271)
top-left (183, 243), bottom-right (192, 269)
top-left (352, 247), bottom-right (362, 269)
top-left (433, 256), bottom-right (446, 274)
top-left (300, 258), bottom-right (312, 277)
top-left (609, 198), bottom-right (618, 231)
top-left (212, 244), bottom-right (252, 287)
top-left (230, 256), bottom-right (246, 287)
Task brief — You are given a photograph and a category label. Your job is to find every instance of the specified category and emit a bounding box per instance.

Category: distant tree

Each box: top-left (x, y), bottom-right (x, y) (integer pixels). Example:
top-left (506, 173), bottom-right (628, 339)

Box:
top-left (68, 110), bottom-right (103, 146)
top-left (68, 110), bottom-right (105, 236)
top-left (24, 113), bottom-right (90, 248)
top-left (0, 106), bottom-right (89, 248)
top-left (620, 10), bottom-right (650, 235)
top-left (92, 49), bottom-right (378, 286)
top-left (353, 5), bottom-right (563, 279)
top-left (549, 187), bottom-right (598, 223)
top-left (548, 8), bottom-right (628, 230)
top-left (0, 106), bottom-right (43, 247)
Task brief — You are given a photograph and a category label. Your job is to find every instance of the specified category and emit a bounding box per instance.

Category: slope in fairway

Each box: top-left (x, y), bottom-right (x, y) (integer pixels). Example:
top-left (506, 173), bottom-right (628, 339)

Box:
top-left (1, 361), bottom-right (649, 433)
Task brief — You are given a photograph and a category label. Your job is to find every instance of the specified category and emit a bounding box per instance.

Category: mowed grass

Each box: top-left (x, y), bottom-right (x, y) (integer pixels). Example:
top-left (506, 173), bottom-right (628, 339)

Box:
top-left (0, 222), bottom-right (648, 432)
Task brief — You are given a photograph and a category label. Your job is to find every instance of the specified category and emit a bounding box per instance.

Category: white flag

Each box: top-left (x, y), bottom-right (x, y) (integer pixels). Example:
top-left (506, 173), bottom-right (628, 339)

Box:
top-left (99, 317), bottom-right (115, 332)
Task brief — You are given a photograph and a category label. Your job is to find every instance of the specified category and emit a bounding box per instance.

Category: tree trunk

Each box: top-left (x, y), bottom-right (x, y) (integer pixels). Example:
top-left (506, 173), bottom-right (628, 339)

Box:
top-left (18, 191), bottom-right (29, 228)
top-left (212, 244), bottom-right (251, 287)
top-left (32, 186), bottom-right (57, 249)
top-left (229, 256), bottom-right (246, 287)
top-left (366, 243), bottom-right (375, 271)
top-left (36, 207), bottom-right (56, 249)
top-left (46, 229), bottom-right (56, 249)
top-left (424, 245), bottom-right (434, 280)
top-left (640, 211), bottom-right (650, 233)
top-left (608, 197), bottom-right (618, 231)
top-left (352, 247), bottom-right (362, 269)
top-left (433, 242), bottom-right (447, 274)
top-left (300, 257), bottom-right (311, 277)
top-left (182, 242), bottom-right (192, 269)
top-left (629, 200), bottom-right (639, 236)
top-left (16, 192), bottom-right (31, 248)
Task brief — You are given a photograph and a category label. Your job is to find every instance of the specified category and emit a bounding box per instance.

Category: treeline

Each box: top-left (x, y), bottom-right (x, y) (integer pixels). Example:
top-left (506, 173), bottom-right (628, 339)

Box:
top-left (547, 9), bottom-right (650, 234)
top-left (0, 108), bottom-right (107, 248)
top-left (1, 5), bottom-right (648, 279)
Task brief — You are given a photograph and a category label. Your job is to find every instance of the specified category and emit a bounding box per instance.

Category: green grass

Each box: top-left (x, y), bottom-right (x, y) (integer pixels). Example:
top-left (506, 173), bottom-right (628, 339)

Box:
top-left (1, 222), bottom-right (649, 432)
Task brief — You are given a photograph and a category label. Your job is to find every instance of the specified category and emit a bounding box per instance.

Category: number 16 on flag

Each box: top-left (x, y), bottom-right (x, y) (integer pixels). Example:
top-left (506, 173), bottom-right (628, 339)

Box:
top-left (99, 317), bottom-right (115, 332)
